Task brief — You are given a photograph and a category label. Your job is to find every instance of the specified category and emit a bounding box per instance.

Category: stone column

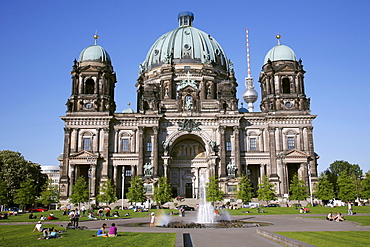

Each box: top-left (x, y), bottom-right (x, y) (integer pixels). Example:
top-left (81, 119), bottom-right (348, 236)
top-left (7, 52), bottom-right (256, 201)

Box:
top-left (101, 128), bottom-right (110, 181)
top-left (307, 126), bottom-right (316, 177)
top-left (259, 128), bottom-right (265, 152)
top-left (233, 126), bottom-right (241, 176)
top-left (61, 128), bottom-right (71, 178)
top-left (278, 127), bottom-right (283, 151)
top-left (259, 164), bottom-right (265, 183)
top-left (219, 126), bottom-right (226, 177)
top-left (162, 156), bottom-right (170, 178)
top-left (138, 127), bottom-right (144, 176)
top-left (152, 127), bottom-right (159, 177)
top-left (268, 127), bottom-right (278, 176)
top-left (69, 163), bottom-right (76, 195)
top-left (299, 127), bottom-right (304, 151)
top-left (113, 164), bottom-right (118, 186)
top-left (91, 163), bottom-right (97, 197)
top-left (132, 129), bottom-right (137, 153)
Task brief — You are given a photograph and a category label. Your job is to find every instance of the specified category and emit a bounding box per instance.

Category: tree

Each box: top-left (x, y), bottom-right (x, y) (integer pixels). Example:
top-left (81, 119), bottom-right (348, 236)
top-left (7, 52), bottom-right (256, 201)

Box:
top-left (126, 176), bottom-right (146, 206)
top-left (69, 176), bottom-right (89, 208)
top-left (288, 174), bottom-right (309, 204)
top-left (14, 178), bottom-right (37, 211)
top-left (0, 179), bottom-right (8, 207)
top-left (361, 172), bottom-right (370, 199)
top-left (153, 177), bottom-right (173, 207)
top-left (236, 175), bottom-right (254, 204)
top-left (314, 174), bottom-right (335, 201)
top-left (257, 175), bottom-right (277, 205)
top-left (337, 172), bottom-right (357, 202)
top-left (0, 150), bottom-right (48, 205)
top-left (96, 179), bottom-right (118, 205)
top-left (206, 175), bottom-right (224, 205)
top-left (39, 179), bottom-right (59, 209)
top-left (324, 160), bottom-right (363, 197)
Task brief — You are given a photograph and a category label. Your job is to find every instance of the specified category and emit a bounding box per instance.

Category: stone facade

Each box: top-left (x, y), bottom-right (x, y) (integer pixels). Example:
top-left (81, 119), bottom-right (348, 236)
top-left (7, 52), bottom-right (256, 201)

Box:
top-left (59, 12), bottom-right (318, 204)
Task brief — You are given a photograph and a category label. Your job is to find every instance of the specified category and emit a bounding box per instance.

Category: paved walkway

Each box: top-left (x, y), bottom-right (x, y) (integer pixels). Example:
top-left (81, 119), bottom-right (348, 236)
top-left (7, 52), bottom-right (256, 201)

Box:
top-left (2, 213), bottom-right (369, 246)
top-left (73, 212), bottom-right (370, 247)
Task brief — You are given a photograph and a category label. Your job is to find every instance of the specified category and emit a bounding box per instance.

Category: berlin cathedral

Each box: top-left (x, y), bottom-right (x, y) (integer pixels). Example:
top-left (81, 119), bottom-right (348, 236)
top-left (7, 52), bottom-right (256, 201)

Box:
top-left (59, 11), bottom-right (318, 205)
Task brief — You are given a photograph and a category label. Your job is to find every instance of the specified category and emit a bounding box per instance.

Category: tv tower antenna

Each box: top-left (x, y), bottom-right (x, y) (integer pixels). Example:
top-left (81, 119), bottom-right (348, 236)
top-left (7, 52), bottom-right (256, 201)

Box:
top-left (242, 28), bottom-right (258, 112)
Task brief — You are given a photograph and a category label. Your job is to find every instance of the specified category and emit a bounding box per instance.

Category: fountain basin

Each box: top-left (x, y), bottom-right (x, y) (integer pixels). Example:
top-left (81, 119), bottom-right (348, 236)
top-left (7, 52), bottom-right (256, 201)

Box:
top-left (118, 220), bottom-right (272, 229)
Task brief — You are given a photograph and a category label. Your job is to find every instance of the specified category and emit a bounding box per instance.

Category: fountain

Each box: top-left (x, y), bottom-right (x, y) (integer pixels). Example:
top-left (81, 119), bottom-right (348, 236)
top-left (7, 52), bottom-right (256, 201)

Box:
top-left (196, 173), bottom-right (215, 223)
top-left (118, 174), bottom-right (272, 228)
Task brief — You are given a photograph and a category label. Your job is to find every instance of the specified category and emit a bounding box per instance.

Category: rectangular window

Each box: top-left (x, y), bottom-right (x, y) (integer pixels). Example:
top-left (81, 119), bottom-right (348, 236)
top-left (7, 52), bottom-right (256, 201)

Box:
top-left (125, 169), bottom-right (132, 177)
top-left (83, 138), bottom-right (91, 151)
top-left (227, 185), bottom-right (237, 194)
top-left (144, 185), bottom-right (152, 193)
top-left (121, 139), bottom-right (129, 152)
top-left (147, 142), bottom-right (152, 152)
top-left (287, 137), bottom-right (295, 149)
top-left (184, 66), bottom-right (190, 71)
top-left (250, 138), bottom-right (257, 151)
top-left (226, 141), bottom-right (232, 151)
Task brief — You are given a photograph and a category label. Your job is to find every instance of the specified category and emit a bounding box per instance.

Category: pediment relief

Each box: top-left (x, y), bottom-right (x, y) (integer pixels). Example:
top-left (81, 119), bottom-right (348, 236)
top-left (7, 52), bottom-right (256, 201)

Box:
top-left (69, 150), bottom-right (97, 159)
top-left (284, 149), bottom-right (310, 159)
top-left (275, 64), bottom-right (295, 72)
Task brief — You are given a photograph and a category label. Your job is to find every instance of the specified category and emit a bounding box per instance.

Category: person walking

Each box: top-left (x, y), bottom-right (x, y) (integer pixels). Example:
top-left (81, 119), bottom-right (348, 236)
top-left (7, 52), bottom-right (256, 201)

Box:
top-left (348, 202), bottom-right (353, 215)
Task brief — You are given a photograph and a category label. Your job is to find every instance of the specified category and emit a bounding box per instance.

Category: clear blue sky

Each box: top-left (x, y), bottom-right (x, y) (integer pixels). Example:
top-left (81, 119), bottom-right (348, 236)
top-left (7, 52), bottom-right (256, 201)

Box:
top-left (1, 0), bottom-right (369, 173)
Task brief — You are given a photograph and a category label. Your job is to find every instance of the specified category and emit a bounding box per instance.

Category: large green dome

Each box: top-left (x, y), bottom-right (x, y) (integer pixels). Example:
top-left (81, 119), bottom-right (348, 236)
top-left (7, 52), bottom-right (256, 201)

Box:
top-left (264, 44), bottom-right (296, 64)
top-left (140, 11), bottom-right (231, 73)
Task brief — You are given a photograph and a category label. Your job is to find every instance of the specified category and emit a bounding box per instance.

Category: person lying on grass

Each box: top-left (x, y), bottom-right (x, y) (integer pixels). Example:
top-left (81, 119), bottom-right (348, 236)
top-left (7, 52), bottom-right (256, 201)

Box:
top-left (38, 228), bottom-right (62, 240)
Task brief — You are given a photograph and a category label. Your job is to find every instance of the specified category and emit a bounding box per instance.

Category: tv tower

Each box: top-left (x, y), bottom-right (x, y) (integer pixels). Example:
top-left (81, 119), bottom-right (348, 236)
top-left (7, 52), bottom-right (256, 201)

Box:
top-left (242, 28), bottom-right (258, 112)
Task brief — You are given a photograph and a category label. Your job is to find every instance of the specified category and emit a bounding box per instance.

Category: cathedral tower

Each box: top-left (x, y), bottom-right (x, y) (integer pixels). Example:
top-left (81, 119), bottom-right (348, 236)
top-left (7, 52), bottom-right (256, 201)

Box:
top-left (259, 35), bottom-right (309, 113)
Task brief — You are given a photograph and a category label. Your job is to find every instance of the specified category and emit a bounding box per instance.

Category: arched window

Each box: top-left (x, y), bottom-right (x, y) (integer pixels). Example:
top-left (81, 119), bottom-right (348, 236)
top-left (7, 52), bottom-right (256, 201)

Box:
top-left (282, 78), bottom-right (291, 94)
top-left (85, 79), bottom-right (95, 94)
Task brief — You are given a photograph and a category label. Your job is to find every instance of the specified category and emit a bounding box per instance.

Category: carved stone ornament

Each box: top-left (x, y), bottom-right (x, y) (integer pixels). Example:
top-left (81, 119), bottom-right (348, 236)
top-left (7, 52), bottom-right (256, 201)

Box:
top-left (177, 119), bottom-right (202, 133)
top-left (143, 162), bottom-right (153, 176)
top-left (227, 162), bottom-right (237, 177)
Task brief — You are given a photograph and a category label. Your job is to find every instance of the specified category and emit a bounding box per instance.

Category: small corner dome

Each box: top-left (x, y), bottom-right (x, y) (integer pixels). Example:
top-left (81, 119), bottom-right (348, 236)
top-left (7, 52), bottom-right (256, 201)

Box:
top-left (264, 44), bottom-right (296, 64)
top-left (78, 45), bottom-right (111, 63)
top-left (122, 107), bottom-right (134, 113)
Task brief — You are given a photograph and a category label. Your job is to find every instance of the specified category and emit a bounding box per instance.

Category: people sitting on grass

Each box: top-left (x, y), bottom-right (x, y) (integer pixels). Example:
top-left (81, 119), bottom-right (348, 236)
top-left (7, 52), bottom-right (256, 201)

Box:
top-left (0, 213), bottom-right (9, 220)
top-left (300, 207), bottom-right (310, 213)
top-left (39, 215), bottom-right (47, 221)
top-left (47, 212), bottom-right (59, 220)
top-left (33, 221), bottom-right (44, 232)
top-left (88, 211), bottom-right (98, 220)
top-left (29, 213), bottom-right (37, 219)
top-left (112, 211), bottom-right (120, 217)
top-left (96, 223), bottom-right (107, 237)
top-left (108, 223), bottom-right (117, 237)
top-left (37, 228), bottom-right (61, 240)
top-left (326, 212), bottom-right (335, 221)
top-left (334, 212), bottom-right (344, 222)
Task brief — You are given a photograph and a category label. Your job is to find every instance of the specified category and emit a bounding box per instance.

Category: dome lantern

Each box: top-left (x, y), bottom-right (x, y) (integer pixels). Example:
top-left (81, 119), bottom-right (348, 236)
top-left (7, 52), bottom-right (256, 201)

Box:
top-left (178, 11), bottom-right (194, 27)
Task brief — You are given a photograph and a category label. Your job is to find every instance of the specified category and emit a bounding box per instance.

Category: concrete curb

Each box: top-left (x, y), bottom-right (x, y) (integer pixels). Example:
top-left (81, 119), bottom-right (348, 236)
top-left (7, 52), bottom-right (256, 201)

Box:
top-left (257, 229), bottom-right (315, 247)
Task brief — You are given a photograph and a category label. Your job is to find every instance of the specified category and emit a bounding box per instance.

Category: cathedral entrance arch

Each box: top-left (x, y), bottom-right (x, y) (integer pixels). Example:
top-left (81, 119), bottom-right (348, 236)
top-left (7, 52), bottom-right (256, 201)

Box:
top-left (168, 135), bottom-right (207, 198)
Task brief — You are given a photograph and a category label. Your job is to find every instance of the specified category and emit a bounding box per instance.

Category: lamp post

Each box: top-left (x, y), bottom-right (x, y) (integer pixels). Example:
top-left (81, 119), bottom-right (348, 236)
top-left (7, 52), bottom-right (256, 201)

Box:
top-left (307, 163), bottom-right (313, 205)
top-left (121, 166), bottom-right (125, 210)
top-left (88, 167), bottom-right (92, 210)
top-left (87, 156), bottom-right (94, 210)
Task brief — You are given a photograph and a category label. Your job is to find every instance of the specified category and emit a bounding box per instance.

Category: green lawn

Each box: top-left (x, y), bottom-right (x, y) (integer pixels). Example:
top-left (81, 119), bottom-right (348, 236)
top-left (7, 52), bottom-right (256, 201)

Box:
top-left (1, 209), bottom-right (178, 222)
top-left (0, 224), bottom-right (176, 247)
top-left (227, 205), bottom-right (370, 215)
top-left (275, 231), bottom-right (370, 247)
